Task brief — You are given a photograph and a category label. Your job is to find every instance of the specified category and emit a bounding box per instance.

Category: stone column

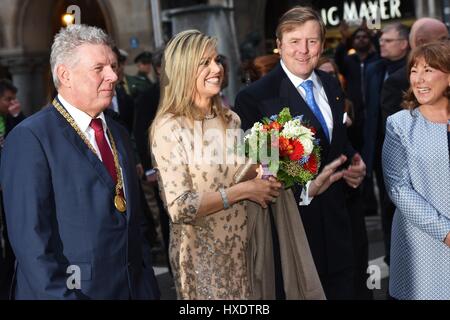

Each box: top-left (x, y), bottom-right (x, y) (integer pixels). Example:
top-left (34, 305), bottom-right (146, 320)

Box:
top-left (1, 54), bottom-right (49, 116)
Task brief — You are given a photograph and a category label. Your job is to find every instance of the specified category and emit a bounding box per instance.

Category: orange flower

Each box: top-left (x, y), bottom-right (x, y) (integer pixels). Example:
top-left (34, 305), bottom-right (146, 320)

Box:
top-left (279, 136), bottom-right (291, 157)
top-left (270, 121), bottom-right (282, 131)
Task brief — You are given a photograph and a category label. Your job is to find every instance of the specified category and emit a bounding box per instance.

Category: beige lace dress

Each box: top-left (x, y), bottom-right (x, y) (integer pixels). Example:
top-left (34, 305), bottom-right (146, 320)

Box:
top-left (151, 109), bottom-right (249, 299)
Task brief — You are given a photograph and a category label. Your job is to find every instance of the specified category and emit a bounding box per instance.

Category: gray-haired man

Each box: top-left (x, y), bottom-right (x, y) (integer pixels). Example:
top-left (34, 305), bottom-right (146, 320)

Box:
top-left (0, 24), bottom-right (159, 299)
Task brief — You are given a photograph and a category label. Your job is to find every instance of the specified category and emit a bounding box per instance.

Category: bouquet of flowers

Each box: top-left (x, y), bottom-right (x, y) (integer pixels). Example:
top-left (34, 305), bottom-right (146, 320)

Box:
top-left (244, 107), bottom-right (321, 188)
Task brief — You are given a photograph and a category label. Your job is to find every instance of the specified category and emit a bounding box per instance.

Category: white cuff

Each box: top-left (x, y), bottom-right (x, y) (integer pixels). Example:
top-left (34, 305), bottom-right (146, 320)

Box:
top-left (298, 180), bottom-right (314, 206)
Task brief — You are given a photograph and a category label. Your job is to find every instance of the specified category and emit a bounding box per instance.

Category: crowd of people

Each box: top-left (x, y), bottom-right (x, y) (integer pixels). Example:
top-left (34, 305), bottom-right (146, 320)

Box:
top-left (0, 5), bottom-right (448, 300)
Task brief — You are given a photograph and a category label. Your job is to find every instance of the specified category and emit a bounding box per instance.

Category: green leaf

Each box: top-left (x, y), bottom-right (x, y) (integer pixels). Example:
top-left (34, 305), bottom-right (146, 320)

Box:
top-left (277, 107), bottom-right (292, 124)
top-left (262, 117), bottom-right (271, 125)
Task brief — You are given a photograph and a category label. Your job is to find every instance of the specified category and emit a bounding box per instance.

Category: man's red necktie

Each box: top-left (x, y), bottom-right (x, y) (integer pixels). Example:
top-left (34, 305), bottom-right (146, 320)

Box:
top-left (90, 118), bottom-right (117, 184)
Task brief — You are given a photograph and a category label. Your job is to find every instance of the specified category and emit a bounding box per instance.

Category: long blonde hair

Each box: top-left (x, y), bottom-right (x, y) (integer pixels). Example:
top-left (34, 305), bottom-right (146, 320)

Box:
top-left (150, 29), bottom-right (226, 143)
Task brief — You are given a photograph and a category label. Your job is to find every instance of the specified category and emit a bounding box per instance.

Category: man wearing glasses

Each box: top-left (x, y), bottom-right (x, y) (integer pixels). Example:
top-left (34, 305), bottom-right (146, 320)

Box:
top-left (362, 22), bottom-right (409, 269)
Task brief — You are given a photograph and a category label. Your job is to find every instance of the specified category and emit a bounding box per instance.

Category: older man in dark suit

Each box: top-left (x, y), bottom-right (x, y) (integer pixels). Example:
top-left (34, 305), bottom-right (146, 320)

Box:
top-left (0, 25), bottom-right (159, 300)
top-left (235, 6), bottom-right (366, 299)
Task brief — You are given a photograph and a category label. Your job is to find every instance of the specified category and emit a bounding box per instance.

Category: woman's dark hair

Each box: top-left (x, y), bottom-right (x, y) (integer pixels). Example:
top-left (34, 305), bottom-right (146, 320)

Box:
top-left (240, 54), bottom-right (280, 84)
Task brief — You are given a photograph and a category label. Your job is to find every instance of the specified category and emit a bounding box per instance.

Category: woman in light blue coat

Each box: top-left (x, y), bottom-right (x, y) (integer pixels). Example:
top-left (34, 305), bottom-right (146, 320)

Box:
top-left (383, 41), bottom-right (450, 300)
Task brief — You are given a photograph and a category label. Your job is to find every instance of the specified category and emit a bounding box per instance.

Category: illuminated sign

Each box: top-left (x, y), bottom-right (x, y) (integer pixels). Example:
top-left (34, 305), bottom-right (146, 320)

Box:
top-left (319, 0), bottom-right (413, 27)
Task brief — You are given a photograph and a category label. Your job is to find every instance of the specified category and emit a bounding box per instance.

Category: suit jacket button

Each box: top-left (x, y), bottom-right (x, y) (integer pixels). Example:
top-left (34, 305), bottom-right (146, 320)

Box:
top-left (336, 96), bottom-right (340, 101)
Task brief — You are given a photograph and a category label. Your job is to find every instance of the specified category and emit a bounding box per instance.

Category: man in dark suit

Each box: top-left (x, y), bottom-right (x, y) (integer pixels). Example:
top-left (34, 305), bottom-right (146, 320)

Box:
top-left (126, 52), bottom-right (154, 100)
top-left (363, 23), bottom-right (409, 266)
top-left (234, 6), bottom-right (366, 299)
top-left (0, 25), bottom-right (159, 300)
top-left (0, 79), bottom-right (25, 299)
top-left (109, 47), bottom-right (135, 133)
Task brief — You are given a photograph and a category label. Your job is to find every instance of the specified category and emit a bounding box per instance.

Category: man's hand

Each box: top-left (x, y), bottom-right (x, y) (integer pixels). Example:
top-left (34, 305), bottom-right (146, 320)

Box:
top-left (308, 155), bottom-right (347, 197)
top-left (343, 153), bottom-right (366, 189)
top-left (8, 99), bottom-right (21, 117)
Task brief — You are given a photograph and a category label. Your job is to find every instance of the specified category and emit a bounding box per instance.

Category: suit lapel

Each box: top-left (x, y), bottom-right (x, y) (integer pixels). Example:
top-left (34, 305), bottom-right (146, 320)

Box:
top-left (51, 106), bottom-right (116, 195)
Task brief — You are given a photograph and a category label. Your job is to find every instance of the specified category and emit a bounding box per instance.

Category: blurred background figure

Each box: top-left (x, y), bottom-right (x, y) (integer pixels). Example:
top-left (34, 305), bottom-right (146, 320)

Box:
top-left (363, 22), bottom-right (410, 266)
top-left (109, 47), bottom-right (135, 133)
top-left (134, 47), bottom-right (164, 177)
top-left (0, 79), bottom-right (25, 299)
top-left (133, 46), bottom-right (171, 273)
top-left (126, 51), bottom-right (154, 100)
top-left (334, 24), bottom-right (381, 234)
top-left (316, 56), bottom-right (353, 127)
top-left (382, 41), bottom-right (450, 300)
top-left (240, 54), bottom-right (280, 85)
top-left (335, 24), bottom-right (379, 152)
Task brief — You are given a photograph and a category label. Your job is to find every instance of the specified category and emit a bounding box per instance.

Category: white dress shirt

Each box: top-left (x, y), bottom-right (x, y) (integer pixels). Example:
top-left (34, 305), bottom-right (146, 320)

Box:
top-left (57, 94), bottom-right (126, 197)
top-left (280, 61), bottom-right (335, 206)
top-left (280, 60), bottom-right (334, 139)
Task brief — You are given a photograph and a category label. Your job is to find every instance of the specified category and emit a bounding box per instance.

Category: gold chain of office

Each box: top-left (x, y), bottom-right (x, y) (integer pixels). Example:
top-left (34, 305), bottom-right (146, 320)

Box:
top-left (52, 99), bottom-right (127, 213)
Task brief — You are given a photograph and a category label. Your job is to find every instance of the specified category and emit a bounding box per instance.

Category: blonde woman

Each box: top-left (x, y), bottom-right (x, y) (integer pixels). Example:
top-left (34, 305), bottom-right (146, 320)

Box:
top-left (150, 30), bottom-right (282, 300)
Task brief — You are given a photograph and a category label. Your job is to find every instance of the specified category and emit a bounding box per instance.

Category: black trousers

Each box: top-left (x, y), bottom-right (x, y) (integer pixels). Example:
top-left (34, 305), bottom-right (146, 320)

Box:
top-left (319, 267), bottom-right (355, 300)
top-left (346, 186), bottom-right (373, 300)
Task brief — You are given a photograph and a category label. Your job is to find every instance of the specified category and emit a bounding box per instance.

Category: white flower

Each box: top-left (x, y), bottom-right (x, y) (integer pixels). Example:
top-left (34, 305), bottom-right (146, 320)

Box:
top-left (299, 135), bottom-right (314, 155)
top-left (281, 120), bottom-right (314, 140)
top-left (244, 122), bottom-right (263, 141)
top-left (280, 119), bottom-right (300, 139)
top-left (281, 120), bottom-right (315, 155)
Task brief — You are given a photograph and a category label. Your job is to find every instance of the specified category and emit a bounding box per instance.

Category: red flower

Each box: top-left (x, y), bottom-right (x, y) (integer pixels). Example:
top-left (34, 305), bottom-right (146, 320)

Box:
top-left (289, 140), bottom-right (304, 161)
top-left (303, 154), bottom-right (318, 174)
